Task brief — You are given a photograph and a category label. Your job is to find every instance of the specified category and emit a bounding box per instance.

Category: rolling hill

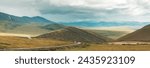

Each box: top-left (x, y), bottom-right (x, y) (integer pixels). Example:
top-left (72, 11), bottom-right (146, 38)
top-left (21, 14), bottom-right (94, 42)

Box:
top-left (85, 29), bottom-right (129, 39)
top-left (36, 27), bottom-right (112, 43)
top-left (0, 12), bottom-right (65, 35)
top-left (117, 24), bottom-right (150, 42)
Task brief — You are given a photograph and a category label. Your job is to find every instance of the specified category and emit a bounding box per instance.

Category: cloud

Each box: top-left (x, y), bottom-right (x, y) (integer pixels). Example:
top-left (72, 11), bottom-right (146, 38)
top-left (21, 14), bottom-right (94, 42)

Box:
top-left (0, 0), bottom-right (40, 16)
top-left (0, 0), bottom-right (150, 22)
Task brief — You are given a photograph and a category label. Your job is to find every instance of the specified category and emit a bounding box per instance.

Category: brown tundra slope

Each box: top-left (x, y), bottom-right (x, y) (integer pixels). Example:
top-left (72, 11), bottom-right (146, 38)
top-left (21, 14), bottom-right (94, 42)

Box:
top-left (36, 27), bottom-right (112, 43)
top-left (117, 24), bottom-right (150, 42)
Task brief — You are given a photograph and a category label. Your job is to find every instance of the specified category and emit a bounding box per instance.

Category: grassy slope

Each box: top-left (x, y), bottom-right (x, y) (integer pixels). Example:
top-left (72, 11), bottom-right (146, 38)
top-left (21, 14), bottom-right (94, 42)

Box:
top-left (86, 29), bottom-right (129, 39)
top-left (118, 25), bottom-right (150, 41)
top-left (0, 36), bottom-right (71, 49)
top-left (67, 44), bottom-right (150, 51)
top-left (9, 23), bottom-right (50, 35)
top-left (0, 20), bottom-right (65, 36)
top-left (37, 27), bottom-right (111, 43)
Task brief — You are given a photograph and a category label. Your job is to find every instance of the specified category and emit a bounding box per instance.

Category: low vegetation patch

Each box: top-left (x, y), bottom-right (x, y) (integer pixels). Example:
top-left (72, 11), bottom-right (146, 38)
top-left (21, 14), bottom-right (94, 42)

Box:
top-left (0, 36), bottom-right (71, 49)
top-left (67, 44), bottom-right (150, 51)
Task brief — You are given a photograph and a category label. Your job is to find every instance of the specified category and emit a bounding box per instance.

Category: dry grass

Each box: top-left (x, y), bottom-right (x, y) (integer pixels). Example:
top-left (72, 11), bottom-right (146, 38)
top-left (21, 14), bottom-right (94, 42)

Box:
top-left (1, 36), bottom-right (150, 51)
top-left (68, 44), bottom-right (150, 51)
top-left (0, 36), bottom-right (71, 49)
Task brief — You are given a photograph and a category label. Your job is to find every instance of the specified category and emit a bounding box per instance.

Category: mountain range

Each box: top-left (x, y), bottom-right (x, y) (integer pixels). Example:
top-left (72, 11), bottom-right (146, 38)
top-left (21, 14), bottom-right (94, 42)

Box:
top-left (0, 12), bottom-right (65, 36)
top-left (61, 21), bottom-right (149, 29)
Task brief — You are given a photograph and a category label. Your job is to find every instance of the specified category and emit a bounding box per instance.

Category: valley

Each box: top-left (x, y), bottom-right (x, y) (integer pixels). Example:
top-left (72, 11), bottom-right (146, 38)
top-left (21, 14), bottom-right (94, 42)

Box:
top-left (0, 12), bottom-right (150, 51)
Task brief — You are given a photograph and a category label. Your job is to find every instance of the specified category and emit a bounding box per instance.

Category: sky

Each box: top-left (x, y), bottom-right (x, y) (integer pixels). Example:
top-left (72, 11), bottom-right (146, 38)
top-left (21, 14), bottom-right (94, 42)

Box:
top-left (0, 0), bottom-right (150, 22)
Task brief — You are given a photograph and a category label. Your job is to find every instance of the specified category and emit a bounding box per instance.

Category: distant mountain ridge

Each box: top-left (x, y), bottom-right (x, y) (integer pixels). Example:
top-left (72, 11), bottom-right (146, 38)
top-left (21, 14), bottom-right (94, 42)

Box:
top-left (0, 12), bottom-right (53, 24)
top-left (0, 12), bottom-right (65, 35)
top-left (61, 21), bottom-right (149, 28)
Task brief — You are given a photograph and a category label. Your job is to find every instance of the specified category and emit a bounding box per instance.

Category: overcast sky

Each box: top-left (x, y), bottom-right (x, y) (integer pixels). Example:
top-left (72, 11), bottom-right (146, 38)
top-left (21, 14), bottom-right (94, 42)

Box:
top-left (0, 0), bottom-right (150, 22)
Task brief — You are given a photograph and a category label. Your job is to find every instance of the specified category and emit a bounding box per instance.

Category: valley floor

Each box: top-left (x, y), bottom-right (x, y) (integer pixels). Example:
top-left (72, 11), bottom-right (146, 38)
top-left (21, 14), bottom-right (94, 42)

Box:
top-left (0, 36), bottom-right (150, 51)
top-left (0, 36), bottom-right (72, 49)
top-left (67, 44), bottom-right (150, 51)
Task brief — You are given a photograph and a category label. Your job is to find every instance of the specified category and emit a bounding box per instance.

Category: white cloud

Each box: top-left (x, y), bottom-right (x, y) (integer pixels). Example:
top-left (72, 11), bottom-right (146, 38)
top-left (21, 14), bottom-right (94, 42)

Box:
top-left (0, 0), bottom-right (40, 16)
top-left (0, 0), bottom-right (150, 22)
top-left (123, 0), bottom-right (150, 16)
top-left (0, 6), bottom-right (40, 16)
